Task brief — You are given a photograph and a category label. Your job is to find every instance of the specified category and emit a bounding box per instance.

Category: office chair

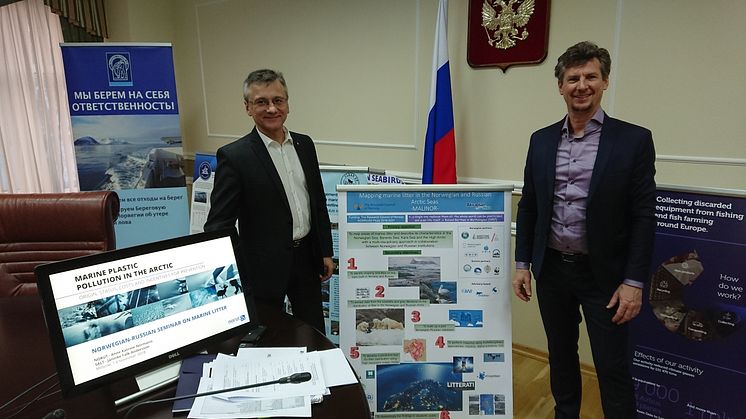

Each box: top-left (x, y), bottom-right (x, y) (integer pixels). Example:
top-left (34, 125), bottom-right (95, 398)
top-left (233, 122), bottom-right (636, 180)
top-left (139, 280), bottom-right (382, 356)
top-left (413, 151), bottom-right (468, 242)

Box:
top-left (0, 191), bottom-right (119, 296)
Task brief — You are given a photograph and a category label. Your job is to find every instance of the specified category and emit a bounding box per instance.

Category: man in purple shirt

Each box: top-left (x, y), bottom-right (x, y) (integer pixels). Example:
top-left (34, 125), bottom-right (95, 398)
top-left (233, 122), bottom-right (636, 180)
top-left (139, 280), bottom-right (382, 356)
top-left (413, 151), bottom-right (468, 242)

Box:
top-left (513, 41), bottom-right (656, 418)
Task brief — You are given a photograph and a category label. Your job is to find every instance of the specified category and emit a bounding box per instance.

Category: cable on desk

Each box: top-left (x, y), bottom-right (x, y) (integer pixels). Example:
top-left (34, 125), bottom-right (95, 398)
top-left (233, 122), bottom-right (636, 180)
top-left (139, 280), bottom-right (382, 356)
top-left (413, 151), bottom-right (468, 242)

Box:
top-left (4, 381), bottom-right (60, 419)
top-left (0, 372), bottom-right (58, 412)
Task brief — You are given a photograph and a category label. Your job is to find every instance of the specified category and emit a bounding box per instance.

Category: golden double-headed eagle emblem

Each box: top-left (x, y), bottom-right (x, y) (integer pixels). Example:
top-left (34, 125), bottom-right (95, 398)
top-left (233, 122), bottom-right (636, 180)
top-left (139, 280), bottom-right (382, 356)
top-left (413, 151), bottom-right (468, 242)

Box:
top-left (481, 0), bottom-right (535, 49)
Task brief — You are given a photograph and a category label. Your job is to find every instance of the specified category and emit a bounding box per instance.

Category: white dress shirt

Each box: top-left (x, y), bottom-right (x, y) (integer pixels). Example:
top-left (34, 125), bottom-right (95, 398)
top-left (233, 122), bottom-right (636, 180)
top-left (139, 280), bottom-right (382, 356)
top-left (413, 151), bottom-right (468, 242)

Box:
top-left (258, 128), bottom-right (311, 240)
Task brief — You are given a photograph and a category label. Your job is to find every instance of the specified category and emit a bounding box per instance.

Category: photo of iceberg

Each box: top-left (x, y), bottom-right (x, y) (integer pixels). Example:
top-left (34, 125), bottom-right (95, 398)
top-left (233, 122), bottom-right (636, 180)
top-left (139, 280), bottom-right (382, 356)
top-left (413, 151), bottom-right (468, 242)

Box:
top-left (388, 256), bottom-right (441, 287)
top-left (72, 114), bottom-right (186, 191)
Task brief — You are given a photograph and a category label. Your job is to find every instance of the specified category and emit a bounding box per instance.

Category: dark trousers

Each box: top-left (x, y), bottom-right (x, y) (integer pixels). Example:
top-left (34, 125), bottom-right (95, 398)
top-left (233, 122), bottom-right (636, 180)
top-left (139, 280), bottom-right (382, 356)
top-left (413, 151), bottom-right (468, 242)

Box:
top-left (256, 238), bottom-right (325, 335)
top-left (536, 249), bottom-right (636, 419)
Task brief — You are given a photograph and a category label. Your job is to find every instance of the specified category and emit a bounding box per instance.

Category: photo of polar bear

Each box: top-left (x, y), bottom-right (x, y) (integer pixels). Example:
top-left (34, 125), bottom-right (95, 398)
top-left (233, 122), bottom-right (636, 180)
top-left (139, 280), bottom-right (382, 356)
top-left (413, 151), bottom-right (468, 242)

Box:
top-left (355, 308), bottom-right (405, 346)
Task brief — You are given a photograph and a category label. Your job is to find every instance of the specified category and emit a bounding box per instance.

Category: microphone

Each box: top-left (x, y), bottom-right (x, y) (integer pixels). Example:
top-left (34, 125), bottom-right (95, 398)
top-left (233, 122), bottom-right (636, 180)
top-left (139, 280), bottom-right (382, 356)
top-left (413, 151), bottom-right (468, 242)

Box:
top-left (42, 408), bottom-right (67, 419)
top-left (278, 372), bottom-right (312, 384)
top-left (123, 371), bottom-right (313, 419)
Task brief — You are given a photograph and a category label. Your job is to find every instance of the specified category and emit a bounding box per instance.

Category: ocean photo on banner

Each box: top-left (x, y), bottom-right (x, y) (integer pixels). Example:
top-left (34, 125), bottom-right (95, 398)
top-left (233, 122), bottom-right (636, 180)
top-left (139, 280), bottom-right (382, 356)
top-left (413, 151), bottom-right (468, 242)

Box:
top-left (73, 114), bottom-right (185, 191)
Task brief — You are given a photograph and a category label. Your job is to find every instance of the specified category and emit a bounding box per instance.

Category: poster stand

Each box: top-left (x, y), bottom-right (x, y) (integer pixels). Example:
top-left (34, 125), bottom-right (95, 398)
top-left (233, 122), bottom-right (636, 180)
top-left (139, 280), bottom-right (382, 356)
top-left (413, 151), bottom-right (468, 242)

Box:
top-left (629, 184), bottom-right (746, 418)
top-left (338, 183), bottom-right (514, 417)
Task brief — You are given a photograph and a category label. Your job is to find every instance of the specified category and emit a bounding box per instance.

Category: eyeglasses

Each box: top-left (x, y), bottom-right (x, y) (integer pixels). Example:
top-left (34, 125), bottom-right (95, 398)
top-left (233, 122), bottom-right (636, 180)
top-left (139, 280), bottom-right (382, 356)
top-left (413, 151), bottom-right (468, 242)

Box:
top-left (248, 97), bottom-right (287, 109)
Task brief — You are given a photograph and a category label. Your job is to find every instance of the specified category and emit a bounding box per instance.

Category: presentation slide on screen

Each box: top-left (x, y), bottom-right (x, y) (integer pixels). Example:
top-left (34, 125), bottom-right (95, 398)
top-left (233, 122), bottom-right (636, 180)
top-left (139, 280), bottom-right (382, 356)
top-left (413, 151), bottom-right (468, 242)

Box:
top-left (49, 236), bottom-right (250, 385)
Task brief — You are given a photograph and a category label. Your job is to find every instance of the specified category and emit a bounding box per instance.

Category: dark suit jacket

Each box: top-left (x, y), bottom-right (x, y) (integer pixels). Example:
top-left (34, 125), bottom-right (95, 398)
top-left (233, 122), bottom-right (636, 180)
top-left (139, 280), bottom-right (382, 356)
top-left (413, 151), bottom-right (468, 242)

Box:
top-left (515, 114), bottom-right (656, 297)
top-left (204, 128), bottom-right (333, 300)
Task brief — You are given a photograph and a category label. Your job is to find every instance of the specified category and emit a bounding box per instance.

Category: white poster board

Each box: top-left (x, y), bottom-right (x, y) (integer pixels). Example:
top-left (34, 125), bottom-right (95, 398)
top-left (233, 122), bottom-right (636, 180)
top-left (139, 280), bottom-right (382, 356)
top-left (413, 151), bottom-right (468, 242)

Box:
top-left (320, 166), bottom-right (370, 344)
top-left (338, 184), bottom-right (514, 418)
top-left (189, 152), bottom-right (217, 234)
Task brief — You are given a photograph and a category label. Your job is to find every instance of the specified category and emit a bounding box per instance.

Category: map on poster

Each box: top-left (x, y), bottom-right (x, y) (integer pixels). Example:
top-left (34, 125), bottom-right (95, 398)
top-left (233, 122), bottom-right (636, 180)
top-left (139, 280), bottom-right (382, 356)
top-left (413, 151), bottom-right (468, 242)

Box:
top-left (338, 184), bottom-right (514, 418)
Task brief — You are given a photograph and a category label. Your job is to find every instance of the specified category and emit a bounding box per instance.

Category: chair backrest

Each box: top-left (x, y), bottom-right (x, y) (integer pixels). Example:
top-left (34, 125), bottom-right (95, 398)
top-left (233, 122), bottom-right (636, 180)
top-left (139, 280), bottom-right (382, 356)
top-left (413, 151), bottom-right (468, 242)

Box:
top-left (0, 191), bottom-right (120, 296)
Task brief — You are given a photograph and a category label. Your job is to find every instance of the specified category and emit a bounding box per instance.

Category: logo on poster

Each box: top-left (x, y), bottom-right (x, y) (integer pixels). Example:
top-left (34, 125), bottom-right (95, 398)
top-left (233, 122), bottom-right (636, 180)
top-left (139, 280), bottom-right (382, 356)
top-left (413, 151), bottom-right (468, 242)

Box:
top-left (478, 371), bottom-right (500, 380)
top-left (199, 161), bottom-right (212, 180)
top-left (107, 52), bottom-right (133, 86)
top-left (340, 172), bottom-right (361, 185)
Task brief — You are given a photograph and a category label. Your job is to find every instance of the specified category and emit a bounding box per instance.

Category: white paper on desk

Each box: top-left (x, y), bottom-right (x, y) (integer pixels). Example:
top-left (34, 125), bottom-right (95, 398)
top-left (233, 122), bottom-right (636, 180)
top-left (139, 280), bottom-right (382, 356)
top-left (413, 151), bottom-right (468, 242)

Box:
top-left (317, 348), bottom-right (358, 387)
top-left (188, 376), bottom-right (311, 418)
top-left (236, 346), bottom-right (306, 359)
top-left (211, 351), bottom-right (327, 398)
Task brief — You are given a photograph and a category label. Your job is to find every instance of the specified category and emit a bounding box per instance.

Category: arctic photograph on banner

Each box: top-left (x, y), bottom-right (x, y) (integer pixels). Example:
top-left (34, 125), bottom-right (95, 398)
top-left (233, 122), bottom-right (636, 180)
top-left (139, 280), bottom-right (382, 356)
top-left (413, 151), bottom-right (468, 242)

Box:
top-left (73, 114), bottom-right (185, 191)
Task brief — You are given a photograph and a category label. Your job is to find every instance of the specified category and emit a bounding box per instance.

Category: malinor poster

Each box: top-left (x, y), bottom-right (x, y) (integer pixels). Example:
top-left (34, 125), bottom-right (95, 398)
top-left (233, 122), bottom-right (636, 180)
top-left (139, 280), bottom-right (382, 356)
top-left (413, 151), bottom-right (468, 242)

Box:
top-left (338, 184), bottom-right (514, 417)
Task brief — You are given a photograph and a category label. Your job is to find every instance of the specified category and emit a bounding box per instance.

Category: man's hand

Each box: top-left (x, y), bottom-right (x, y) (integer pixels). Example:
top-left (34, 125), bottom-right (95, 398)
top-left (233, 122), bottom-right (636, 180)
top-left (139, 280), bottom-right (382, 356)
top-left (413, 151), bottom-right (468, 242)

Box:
top-left (320, 257), bottom-right (334, 281)
top-left (512, 269), bottom-right (533, 302)
top-left (607, 283), bottom-right (642, 324)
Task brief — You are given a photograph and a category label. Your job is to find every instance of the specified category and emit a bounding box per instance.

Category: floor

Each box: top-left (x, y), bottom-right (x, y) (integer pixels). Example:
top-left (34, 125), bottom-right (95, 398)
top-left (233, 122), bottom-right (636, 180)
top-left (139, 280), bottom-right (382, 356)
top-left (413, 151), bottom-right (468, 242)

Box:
top-left (512, 345), bottom-right (603, 419)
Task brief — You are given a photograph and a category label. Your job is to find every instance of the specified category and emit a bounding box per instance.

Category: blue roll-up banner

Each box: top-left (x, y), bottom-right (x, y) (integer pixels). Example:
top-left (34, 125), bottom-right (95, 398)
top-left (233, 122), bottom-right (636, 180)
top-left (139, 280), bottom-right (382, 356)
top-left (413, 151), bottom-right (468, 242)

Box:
top-left (630, 187), bottom-right (746, 418)
top-left (320, 166), bottom-right (369, 345)
top-left (61, 43), bottom-right (189, 248)
top-left (189, 153), bottom-right (218, 234)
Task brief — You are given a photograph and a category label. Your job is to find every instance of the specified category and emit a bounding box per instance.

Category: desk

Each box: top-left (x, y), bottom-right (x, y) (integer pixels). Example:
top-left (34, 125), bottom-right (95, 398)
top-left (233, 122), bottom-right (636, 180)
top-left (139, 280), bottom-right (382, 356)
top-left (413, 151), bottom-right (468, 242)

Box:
top-left (0, 296), bottom-right (370, 419)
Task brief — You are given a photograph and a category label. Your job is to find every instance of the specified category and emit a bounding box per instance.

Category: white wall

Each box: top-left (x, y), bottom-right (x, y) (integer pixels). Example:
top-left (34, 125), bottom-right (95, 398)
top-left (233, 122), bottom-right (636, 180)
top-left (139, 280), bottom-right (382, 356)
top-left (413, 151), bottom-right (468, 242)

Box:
top-left (106, 0), bottom-right (746, 364)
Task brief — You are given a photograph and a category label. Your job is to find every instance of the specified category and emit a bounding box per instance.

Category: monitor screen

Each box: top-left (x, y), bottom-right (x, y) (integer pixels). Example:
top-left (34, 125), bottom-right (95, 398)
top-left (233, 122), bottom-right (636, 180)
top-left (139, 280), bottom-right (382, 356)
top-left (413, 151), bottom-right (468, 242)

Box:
top-left (35, 228), bottom-right (256, 397)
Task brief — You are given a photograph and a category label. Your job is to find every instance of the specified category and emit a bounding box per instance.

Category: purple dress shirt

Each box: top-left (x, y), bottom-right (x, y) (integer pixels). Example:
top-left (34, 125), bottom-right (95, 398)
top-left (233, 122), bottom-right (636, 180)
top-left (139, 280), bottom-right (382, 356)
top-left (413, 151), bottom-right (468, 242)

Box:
top-left (516, 108), bottom-right (642, 288)
top-left (547, 110), bottom-right (602, 254)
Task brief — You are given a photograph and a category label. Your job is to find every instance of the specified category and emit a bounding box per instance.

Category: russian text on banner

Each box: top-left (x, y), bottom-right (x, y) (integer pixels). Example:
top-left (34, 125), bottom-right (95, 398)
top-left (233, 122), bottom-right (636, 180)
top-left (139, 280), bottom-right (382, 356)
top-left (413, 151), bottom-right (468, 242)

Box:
top-left (61, 44), bottom-right (189, 248)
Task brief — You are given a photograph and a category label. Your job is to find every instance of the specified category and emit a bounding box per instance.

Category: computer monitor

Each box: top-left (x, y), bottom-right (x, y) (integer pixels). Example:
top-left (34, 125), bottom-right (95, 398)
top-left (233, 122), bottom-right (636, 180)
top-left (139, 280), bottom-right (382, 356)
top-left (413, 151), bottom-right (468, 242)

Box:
top-left (35, 228), bottom-right (256, 397)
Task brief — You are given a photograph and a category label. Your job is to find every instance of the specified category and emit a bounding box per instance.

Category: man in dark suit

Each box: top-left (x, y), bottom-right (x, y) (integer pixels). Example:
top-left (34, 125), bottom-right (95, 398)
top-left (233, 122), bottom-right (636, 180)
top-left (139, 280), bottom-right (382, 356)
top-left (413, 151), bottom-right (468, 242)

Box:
top-left (513, 42), bottom-right (656, 418)
top-left (204, 69), bottom-right (333, 334)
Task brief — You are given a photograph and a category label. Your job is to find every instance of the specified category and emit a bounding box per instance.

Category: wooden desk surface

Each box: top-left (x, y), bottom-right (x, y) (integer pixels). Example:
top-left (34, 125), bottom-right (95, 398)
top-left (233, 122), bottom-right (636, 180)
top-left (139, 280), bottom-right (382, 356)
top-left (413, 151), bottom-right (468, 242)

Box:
top-left (0, 296), bottom-right (370, 419)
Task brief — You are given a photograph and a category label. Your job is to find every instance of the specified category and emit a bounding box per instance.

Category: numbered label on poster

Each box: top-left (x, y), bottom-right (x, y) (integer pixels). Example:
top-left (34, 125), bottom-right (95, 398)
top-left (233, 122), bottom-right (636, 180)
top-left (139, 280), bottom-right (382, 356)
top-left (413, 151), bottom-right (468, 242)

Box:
top-left (411, 310), bottom-right (421, 323)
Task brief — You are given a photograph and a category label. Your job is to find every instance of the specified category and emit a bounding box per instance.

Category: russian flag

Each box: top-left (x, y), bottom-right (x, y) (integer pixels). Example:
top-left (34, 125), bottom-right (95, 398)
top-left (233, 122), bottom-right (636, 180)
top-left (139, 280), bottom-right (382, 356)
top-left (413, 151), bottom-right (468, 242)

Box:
top-left (422, 0), bottom-right (456, 184)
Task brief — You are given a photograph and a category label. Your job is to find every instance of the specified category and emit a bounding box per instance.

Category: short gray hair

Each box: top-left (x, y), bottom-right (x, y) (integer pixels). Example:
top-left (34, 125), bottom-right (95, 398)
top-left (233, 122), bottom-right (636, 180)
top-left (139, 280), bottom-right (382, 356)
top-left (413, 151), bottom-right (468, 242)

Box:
top-left (242, 69), bottom-right (288, 102)
top-left (554, 41), bottom-right (611, 81)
